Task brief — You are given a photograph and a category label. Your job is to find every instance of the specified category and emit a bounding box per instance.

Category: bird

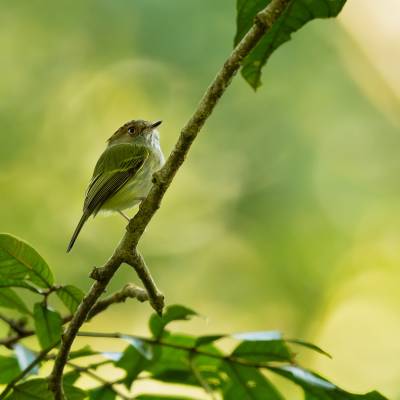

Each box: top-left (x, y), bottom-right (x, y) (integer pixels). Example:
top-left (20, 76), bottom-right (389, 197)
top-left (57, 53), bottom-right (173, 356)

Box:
top-left (67, 119), bottom-right (165, 252)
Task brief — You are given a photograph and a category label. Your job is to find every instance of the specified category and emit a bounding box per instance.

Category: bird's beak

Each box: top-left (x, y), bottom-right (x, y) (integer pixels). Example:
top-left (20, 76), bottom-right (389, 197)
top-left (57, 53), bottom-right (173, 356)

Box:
top-left (150, 120), bottom-right (162, 129)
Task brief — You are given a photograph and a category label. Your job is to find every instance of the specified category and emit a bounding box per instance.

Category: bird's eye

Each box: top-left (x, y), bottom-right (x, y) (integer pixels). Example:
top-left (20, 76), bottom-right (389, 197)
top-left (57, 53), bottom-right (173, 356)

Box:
top-left (128, 127), bottom-right (135, 135)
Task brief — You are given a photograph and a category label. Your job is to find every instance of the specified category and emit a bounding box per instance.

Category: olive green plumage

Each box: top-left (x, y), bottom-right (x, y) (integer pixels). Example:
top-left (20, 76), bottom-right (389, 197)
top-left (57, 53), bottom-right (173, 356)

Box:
top-left (67, 120), bottom-right (164, 252)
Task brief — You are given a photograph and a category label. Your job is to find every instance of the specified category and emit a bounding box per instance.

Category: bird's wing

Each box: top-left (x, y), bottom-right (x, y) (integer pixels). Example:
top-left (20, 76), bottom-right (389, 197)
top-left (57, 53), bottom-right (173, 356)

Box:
top-left (83, 143), bottom-right (149, 216)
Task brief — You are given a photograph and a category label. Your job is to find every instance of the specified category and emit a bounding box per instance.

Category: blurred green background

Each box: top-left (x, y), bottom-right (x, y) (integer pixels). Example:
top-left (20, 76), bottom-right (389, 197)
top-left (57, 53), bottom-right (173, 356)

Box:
top-left (1, 0), bottom-right (399, 398)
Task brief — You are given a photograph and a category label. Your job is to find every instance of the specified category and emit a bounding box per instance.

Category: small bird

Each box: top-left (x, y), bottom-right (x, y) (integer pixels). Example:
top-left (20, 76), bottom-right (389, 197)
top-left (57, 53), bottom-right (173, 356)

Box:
top-left (67, 119), bottom-right (165, 252)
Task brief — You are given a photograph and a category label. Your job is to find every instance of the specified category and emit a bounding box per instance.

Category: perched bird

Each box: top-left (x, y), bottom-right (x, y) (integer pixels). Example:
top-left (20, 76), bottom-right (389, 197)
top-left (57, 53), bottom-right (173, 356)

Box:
top-left (67, 119), bottom-right (164, 252)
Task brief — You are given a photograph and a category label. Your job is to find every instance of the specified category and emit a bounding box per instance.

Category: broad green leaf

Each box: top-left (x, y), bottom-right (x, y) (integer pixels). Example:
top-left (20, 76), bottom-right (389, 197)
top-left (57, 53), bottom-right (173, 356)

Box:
top-left (232, 339), bottom-right (293, 362)
top-left (89, 385), bottom-right (116, 400)
top-left (0, 287), bottom-right (30, 314)
top-left (121, 335), bottom-right (153, 360)
top-left (0, 355), bottom-right (20, 384)
top-left (116, 344), bottom-right (151, 388)
top-left (223, 362), bottom-right (284, 399)
top-left (0, 233), bottom-right (54, 288)
top-left (149, 304), bottom-right (197, 337)
top-left (33, 302), bottom-right (62, 349)
top-left (7, 378), bottom-right (53, 400)
top-left (235, 0), bottom-right (348, 89)
top-left (56, 285), bottom-right (84, 313)
top-left (14, 344), bottom-right (39, 375)
top-left (0, 279), bottom-right (40, 293)
top-left (269, 366), bottom-right (388, 399)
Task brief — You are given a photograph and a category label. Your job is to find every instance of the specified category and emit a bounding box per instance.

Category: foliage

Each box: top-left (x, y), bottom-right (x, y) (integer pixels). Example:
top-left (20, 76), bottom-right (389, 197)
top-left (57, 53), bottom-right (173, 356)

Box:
top-left (0, 235), bottom-right (387, 399)
top-left (235, 0), bottom-right (347, 89)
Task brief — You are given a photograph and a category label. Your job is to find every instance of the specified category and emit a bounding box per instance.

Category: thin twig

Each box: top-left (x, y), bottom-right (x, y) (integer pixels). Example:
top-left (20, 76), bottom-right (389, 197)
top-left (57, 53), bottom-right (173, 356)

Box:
top-left (86, 283), bottom-right (148, 321)
top-left (49, 0), bottom-right (291, 397)
top-left (66, 361), bottom-right (131, 400)
top-left (76, 331), bottom-right (294, 368)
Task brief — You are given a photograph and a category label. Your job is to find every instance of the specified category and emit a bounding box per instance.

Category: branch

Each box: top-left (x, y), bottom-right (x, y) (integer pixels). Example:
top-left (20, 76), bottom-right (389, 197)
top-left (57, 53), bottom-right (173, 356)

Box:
top-left (86, 283), bottom-right (148, 321)
top-left (49, 0), bottom-right (291, 398)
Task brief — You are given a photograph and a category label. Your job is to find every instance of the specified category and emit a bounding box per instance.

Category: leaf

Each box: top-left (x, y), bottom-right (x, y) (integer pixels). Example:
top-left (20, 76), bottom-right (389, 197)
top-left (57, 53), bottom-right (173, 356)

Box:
top-left (33, 302), bottom-right (62, 349)
top-left (64, 384), bottom-right (87, 400)
top-left (0, 279), bottom-right (40, 293)
top-left (14, 344), bottom-right (39, 375)
top-left (195, 334), bottom-right (225, 347)
top-left (116, 344), bottom-right (151, 388)
top-left (63, 370), bottom-right (81, 386)
top-left (287, 338), bottom-right (331, 358)
top-left (232, 339), bottom-right (293, 362)
top-left (0, 355), bottom-right (20, 384)
top-left (149, 304), bottom-right (197, 337)
top-left (269, 366), bottom-right (388, 399)
top-left (69, 345), bottom-right (97, 359)
top-left (7, 378), bottom-right (53, 400)
top-left (0, 287), bottom-right (30, 314)
top-left (121, 335), bottom-right (153, 360)
top-left (235, 0), bottom-right (348, 89)
top-left (148, 334), bottom-right (196, 377)
top-left (89, 385), bottom-right (116, 400)
top-left (223, 362), bottom-right (284, 399)
top-left (56, 285), bottom-right (84, 313)
top-left (0, 233), bottom-right (54, 288)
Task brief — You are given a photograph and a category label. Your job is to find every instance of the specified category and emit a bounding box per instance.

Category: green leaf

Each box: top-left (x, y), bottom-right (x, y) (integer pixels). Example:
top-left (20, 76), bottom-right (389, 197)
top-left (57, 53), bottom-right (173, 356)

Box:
top-left (0, 355), bottom-right (20, 384)
top-left (64, 384), bottom-right (87, 400)
top-left (89, 386), bottom-right (116, 400)
top-left (0, 233), bottom-right (54, 288)
top-left (63, 370), bottom-right (81, 386)
top-left (149, 304), bottom-right (197, 337)
top-left (195, 334), bottom-right (225, 347)
top-left (232, 339), bottom-right (293, 362)
top-left (56, 285), bottom-right (84, 313)
top-left (149, 334), bottom-right (196, 377)
top-left (0, 279), bottom-right (40, 293)
top-left (287, 338), bottom-right (331, 358)
top-left (223, 362), bottom-right (284, 399)
top-left (0, 287), bottom-right (30, 314)
top-left (116, 344), bottom-right (151, 388)
top-left (69, 345), bottom-right (97, 359)
top-left (7, 378), bottom-right (53, 400)
top-left (269, 366), bottom-right (388, 399)
top-left (235, 0), bottom-right (347, 89)
top-left (33, 302), bottom-right (62, 349)
top-left (14, 344), bottom-right (39, 375)
top-left (121, 335), bottom-right (153, 360)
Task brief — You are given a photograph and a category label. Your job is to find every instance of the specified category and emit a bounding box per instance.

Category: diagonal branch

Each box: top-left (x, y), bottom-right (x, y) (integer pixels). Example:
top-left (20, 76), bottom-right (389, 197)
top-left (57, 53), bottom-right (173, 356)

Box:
top-left (49, 0), bottom-right (291, 398)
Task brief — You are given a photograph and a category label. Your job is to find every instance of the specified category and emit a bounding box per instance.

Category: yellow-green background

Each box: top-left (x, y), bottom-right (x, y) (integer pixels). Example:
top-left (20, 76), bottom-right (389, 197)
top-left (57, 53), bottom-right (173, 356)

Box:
top-left (1, 1), bottom-right (399, 398)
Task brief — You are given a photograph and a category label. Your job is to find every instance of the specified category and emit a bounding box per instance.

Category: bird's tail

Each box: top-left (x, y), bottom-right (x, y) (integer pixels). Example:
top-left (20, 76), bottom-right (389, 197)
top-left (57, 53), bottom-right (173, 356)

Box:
top-left (67, 213), bottom-right (89, 252)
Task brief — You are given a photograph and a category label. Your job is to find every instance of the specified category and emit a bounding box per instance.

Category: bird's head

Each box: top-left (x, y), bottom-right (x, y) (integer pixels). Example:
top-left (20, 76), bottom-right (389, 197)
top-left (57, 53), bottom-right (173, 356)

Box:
top-left (107, 119), bottom-right (162, 146)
